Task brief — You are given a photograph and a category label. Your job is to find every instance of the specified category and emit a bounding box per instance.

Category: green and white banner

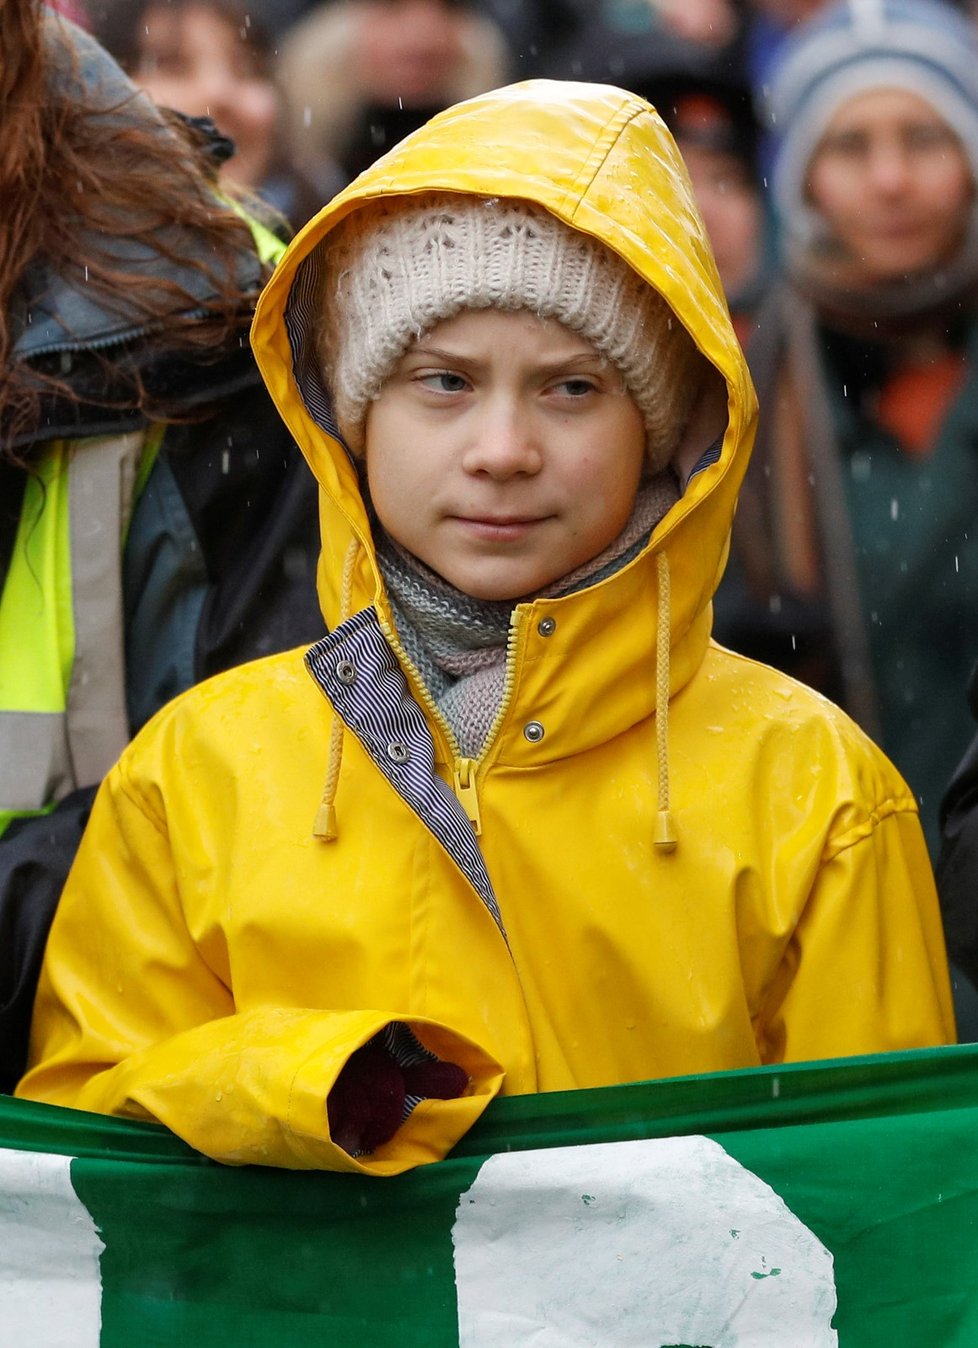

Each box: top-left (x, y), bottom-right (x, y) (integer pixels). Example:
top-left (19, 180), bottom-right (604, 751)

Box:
top-left (3, 1045), bottom-right (978, 1346)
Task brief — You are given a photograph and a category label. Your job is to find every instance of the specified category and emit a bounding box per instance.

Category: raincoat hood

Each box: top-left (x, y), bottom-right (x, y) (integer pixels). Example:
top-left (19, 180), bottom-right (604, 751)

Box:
top-left (252, 79), bottom-right (757, 681)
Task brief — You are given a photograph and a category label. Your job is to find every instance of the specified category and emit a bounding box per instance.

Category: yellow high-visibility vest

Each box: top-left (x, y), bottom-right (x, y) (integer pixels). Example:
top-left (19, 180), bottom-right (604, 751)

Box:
top-left (0, 427), bottom-right (163, 835)
top-left (0, 214), bottom-right (285, 836)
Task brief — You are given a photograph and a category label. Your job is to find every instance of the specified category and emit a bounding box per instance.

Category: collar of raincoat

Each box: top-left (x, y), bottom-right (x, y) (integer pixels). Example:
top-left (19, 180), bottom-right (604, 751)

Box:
top-left (251, 79), bottom-right (758, 718)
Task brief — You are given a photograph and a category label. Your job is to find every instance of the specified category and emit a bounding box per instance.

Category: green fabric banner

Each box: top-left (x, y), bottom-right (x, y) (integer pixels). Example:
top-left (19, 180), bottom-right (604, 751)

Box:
top-left (3, 1045), bottom-right (977, 1346)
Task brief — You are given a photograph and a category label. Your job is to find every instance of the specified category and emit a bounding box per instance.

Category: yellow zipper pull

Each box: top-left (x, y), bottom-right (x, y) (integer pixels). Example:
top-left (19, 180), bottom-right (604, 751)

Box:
top-left (452, 757), bottom-right (482, 835)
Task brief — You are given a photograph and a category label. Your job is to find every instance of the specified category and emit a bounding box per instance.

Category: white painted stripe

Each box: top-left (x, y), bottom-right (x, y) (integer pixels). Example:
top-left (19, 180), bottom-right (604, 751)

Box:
top-left (453, 1135), bottom-right (837, 1347)
top-left (0, 1149), bottom-right (103, 1347)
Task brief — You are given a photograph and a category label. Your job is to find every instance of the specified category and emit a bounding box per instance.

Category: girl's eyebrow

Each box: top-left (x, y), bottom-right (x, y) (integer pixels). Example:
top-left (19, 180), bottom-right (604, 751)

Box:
top-left (404, 344), bottom-right (608, 372)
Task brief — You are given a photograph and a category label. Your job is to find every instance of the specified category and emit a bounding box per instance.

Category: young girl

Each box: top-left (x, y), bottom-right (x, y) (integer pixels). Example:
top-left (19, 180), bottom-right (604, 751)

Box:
top-left (18, 78), bottom-right (954, 1173)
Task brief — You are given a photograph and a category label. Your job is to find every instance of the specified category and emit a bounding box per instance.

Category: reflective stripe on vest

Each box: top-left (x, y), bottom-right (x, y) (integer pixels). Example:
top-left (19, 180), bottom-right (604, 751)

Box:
top-left (0, 429), bottom-right (161, 834)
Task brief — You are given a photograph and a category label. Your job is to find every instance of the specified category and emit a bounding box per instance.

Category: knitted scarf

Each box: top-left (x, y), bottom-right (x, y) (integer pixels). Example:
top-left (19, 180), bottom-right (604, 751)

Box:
top-left (376, 471), bottom-right (680, 757)
top-left (785, 220), bottom-right (978, 342)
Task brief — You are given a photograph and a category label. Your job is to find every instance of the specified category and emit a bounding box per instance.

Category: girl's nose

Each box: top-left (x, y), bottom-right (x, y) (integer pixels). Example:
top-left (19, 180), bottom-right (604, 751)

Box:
top-left (462, 403), bottom-right (543, 479)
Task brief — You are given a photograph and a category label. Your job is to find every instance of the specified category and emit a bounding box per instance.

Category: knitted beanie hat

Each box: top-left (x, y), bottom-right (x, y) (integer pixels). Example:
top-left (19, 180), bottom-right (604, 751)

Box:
top-left (766, 0), bottom-right (978, 246)
top-left (317, 193), bottom-right (701, 467)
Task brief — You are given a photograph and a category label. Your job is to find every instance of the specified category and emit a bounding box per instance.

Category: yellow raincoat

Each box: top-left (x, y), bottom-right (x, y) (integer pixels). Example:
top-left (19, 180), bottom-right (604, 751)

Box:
top-left (18, 81), bottom-right (954, 1174)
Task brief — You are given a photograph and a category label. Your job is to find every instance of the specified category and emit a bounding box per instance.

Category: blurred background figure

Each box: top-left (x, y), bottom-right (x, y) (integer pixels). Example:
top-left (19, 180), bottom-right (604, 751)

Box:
top-left (649, 70), bottom-right (767, 338)
top-left (478, 1), bottom-right (764, 317)
top-left (276, 0), bottom-right (508, 184)
top-left (0, 0), bottom-right (323, 1091)
top-left (89, 0), bottom-right (338, 230)
top-left (488, 5), bottom-right (767, 320)
top-left (718, 0), bottom-right (978, 852)
top-left (744, 0), bottom-right (834, 86)
top-left (481, 0), bottom-right (765, 321)
top-left (483, 0), bottom-right (741, 78)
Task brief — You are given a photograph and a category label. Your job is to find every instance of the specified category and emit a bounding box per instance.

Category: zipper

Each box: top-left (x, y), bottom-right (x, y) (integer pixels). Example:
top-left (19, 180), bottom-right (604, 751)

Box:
top-left (480, 608), bottom-right (523, 756)
top-left (378, 608), bottom-right (524, 835)
top-left (452, 757), bottom-right (482, 835)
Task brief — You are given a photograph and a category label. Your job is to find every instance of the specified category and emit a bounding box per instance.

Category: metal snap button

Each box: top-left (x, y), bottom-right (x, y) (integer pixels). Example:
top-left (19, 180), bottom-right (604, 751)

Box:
top-left (387, 740), bottom-right (410, 763)
top-left (335, 660), bottom-right (356, 684)
top-left (537, 618), bottom-right (557, 637)
top-left (523, 721), bottom-right (545, 743)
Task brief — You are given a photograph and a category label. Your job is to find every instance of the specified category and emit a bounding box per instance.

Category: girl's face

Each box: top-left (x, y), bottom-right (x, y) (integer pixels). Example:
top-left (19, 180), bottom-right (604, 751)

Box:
top-left (807, 86), bottom-right (974, 282)
top-left (365, 309), bottom-right (648, 602)
top-left (134, 4), bottom-right (279, 189)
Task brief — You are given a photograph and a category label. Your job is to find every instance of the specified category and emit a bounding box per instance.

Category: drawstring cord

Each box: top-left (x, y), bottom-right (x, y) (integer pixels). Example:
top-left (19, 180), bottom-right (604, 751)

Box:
top-left (313, 538), bottom-right (359, 841)
top-left (654, 551), bottom-right (677, 851)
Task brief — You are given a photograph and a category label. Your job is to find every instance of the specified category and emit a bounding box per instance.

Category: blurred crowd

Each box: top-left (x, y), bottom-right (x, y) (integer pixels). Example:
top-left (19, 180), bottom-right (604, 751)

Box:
top-left (59, 0), bottom-right (772, 268)
top-left (11, 0), bottom-right (978, 1041)
top-left (52, 0), bottom-right (978, 802)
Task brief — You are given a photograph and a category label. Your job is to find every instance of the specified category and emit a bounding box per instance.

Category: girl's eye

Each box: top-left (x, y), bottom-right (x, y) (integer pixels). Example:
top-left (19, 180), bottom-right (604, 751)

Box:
top-left (554, 378), bottom-right (597, 398)
top-left (418, 371), bottom-right (468, 394)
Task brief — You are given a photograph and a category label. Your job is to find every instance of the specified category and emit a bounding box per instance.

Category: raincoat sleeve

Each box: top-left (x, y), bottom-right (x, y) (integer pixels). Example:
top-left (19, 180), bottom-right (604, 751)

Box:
top-left (756, 795), bottom-right (956, 1063)
top-left (16, 761), bottom-right (504, 1176)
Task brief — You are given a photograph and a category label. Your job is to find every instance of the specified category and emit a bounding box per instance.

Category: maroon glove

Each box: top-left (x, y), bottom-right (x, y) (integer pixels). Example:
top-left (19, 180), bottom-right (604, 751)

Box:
top-left (327, 1040), bottom-right (405, 1156)
top-left (328, 1042), bottom-right (469, 1156)
top-left (402, 1059), bottom-right (469, 1100)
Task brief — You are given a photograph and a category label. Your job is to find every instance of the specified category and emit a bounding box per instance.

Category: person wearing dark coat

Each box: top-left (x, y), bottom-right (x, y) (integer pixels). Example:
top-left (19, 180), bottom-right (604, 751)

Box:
top-left (936, 663), bottom-right (978, 1039)
top-left (719, 0), bottom-right (978, 852)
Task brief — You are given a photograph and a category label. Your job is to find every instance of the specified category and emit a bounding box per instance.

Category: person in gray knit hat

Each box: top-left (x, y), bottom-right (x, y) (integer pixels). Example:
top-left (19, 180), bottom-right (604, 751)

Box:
top-left (766, 0), bottom-right (978, 300)
top-left (718, 0), bottom-right (978, 886)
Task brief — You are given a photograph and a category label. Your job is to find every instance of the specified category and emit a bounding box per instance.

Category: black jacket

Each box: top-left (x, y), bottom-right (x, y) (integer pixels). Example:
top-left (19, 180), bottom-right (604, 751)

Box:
top-left (937, 663), bottom-right (978, 990)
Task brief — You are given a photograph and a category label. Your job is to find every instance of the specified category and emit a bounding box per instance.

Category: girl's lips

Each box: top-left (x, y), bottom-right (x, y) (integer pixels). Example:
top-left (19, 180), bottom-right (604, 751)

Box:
top-left (451, 515), bottom-right (548, 541)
